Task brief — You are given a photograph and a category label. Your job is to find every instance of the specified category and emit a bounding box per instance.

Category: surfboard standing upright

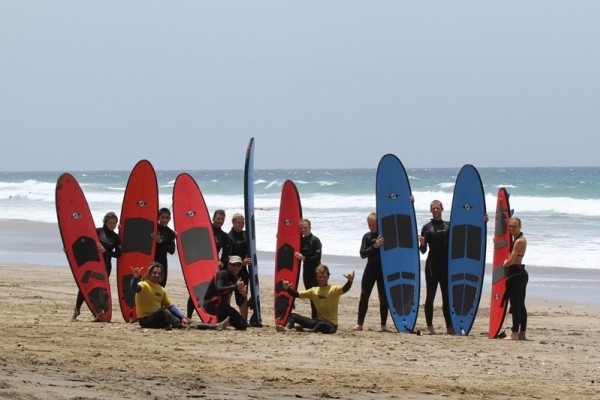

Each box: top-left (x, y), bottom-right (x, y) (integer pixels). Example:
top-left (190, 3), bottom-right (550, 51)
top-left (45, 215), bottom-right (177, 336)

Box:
top-left (56, 173), bottom-right (111, 322)
top-left (244, 137), bottom-right (262, 327)
top-left (117, 160), bottom-right (158, 323)
top-left (489, 187), bottom-right (511, 338)
top-left (447, 164), bottom-right (487, 335)
top-left (173, 173), bottom-right (218, 324)
top-left (376, 154), bottom-right (420, 333)
top-left (274, 180), bottom-right (302, 327)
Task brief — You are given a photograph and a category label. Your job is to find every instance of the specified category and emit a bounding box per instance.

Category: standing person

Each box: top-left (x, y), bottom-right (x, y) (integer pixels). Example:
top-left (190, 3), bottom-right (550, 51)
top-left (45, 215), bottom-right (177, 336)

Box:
top-left (418, 200), bottom-right (453, 334)
top-left (504, 217), bottom-right (528, 340)
top-left (151, 207), bottom-right (176, 287)
top-left (130, 262), bottom-right (228, 330)
top-left (72, 211), bottom-right (121, 320)
top-left (353, 212), bottom-right (389, 332)
top-left (294, 218), bottom-right (322, 319)
top-left (277, 264), bottom-right (354, 334)
top-left (227, 213), bottom-right (251, 322)
top-left (187, 208), bottom-right (231, 318)
top-left (202, 256), bottom-right (248, 330)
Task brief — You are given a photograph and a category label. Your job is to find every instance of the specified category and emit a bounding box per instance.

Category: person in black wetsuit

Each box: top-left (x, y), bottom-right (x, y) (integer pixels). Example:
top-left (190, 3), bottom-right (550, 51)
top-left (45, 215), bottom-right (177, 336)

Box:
top-left (202, 255), bottom-right (248, 330)
top-left (503, 217), bottom-right (528, 340)
top-left (187, 208), bottom-right (232, 318)
top-left (227, 213), bottom-right (251, 323)
top-left (294, 218), bottom-right (322, 319)
top-left (72, 211), bottom-right (121, 320)
top-left (418, 200), bottom-right (454, 335)
top-left (353, 212), bottom-right (389, 332)
top-left (151, 208), bottom-right (176, 287)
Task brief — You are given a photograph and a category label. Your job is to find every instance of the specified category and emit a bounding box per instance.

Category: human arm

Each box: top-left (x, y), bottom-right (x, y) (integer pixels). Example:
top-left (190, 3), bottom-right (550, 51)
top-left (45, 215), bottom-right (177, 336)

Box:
top-left (281, 280), bottom-right (300, 298)
top-left (504, 237), bottom-right (526, 267)
top-left (359, 233), bottom-right (384, 259)
top-left (130, 266), bottom-right (143, 293)
top-left (342, 271), bottom-right (355, 293)
top-left (167, 305), bottom-right (190, 325)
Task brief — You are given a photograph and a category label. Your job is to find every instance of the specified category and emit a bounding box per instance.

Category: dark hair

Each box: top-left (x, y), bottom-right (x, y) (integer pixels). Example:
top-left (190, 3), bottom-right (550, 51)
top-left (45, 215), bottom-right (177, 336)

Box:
top-left (158, 207), bottom-right (171, 217)
top-left (213, 209), bottom-right (225, 219)
top-left (315, 264), bottom-right (330, 277)
top-left (144, 262), bottom-right (164, 280)
top-left (103, 212), bottom-right (118, 225)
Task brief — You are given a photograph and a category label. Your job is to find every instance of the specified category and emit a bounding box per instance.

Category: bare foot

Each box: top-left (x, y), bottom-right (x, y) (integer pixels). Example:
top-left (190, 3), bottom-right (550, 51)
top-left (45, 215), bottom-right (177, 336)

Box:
top-left (427, 326), bottom-right (435, 335)
top-left (504, 332), bottom-right (520, 340)
top-left (380, 325), bottom-right (390, 332)
top-left (352, 324), bottom-right (363, 331)
top-left (275, 325), bottom-right (286, 333)
top-left (446, 327), bottom-right (455, 335)
top-left (519, 332), bottom-right (527, 340)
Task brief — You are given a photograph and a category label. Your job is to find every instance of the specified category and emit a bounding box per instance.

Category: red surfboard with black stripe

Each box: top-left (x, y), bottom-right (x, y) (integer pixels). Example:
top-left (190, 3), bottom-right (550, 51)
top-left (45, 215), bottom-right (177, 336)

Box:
top-left (117, 160), bottom-right (158, 322)
top-left (274, 180), bottom-right (302, 327)
top-left (56, 173), bottom-right (111, 322)
top-left (172, 173), bottom-right (218, 324)
top-left (489, 187), bottom-right (511, 338)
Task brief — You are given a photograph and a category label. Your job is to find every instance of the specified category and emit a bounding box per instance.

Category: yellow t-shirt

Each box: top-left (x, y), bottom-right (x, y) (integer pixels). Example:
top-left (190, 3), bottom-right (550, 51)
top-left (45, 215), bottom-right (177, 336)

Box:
top-left (298, 285), bottom-right (345, 325)
top-left (135, 280), bottom-right (173, 318)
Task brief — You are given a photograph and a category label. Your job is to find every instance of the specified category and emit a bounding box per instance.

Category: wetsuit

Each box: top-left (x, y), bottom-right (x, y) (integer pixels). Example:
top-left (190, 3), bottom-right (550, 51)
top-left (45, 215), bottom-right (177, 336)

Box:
top-left (212, 225), bottom-right (231, 266)
top-left (202, 269), bottom-right (247, 330)
top-left (300, 233), bottom-right (322, 319)
top-left (75, 226), bottom-right (121, 314)
top-left (131, 277), bottom-right (185, 329)
top-left (356, 230), bottom-right (388, 326)
top-left (154, 224), bottom-right (176, 287)
top-left (419, 219), bottom-right (452, 329)
top-left (227, 229), bottom-right (250, 304)
top-left (285, 280), bottom-right (353, 334)
top-left (505, 232), bottom-right (528, 334)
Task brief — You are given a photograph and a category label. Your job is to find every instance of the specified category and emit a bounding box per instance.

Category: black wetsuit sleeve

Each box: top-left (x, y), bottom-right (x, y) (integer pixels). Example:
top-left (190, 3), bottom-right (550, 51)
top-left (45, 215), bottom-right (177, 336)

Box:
top-left (359, 232), bottom-right (373, 259)
top-left (158, 229), bottom-right (176, 255)
top-left (285, 287), bottom-right (300, 298)
top-left (215, 270), bottom-right (237, 294)
top-left (419, 224), bottom-right (428, 254)
top-left (342, 279), bottom-right (353, 293)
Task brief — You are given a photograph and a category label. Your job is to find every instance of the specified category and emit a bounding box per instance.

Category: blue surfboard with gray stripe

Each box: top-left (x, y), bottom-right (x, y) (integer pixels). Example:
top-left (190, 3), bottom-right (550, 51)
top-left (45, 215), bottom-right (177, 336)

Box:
top-left (447, 164), bottom-right (487, 335)
top-left (376, 154), bottom-right (420, 333)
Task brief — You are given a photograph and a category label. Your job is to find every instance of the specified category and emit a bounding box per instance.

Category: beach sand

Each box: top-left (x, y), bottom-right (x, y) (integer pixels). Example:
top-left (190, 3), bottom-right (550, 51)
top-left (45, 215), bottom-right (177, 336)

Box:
top-left (1, 262), bottom-right (599, 400)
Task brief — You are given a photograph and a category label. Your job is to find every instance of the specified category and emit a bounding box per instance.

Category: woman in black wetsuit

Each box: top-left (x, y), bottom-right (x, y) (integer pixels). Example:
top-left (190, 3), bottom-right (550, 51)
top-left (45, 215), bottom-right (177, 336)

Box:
top-left (151, 208), bottom-right (176, 287)
top-left (504, 217), bottom-right (528, 340)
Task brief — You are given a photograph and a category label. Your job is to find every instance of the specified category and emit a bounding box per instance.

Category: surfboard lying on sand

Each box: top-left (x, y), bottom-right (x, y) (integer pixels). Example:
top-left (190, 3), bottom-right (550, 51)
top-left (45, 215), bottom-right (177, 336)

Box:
top-left (447, 164), bottom-right (487, 335)
top-left (56, 173), bottom-right (111, 322)
top-left (117, 160), bottom-right (158, 323)
top-left (245, 137), bottom-right (262, 327)
top-left (489, 187), bottom-right (511, 338)
top-left (274, 180), bottom-right (302, 327)
top-left (376, 154), bottom-right (420, 333)
top-left (173, 173), bottom-right (218, 324)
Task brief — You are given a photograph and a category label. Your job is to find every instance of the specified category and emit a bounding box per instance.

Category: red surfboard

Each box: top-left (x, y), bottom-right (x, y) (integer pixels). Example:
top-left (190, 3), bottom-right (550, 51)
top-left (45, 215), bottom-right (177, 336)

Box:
top-left (117, 160), bottom-right (158, 322)
top-left (274, 180), bottom-right (302, 327)
top-left (56, 173), bottom-right (111, 322)
top-left (172, 173), bottom-right (218, 324)
top-left (489, 187), bottom-right (511, 338)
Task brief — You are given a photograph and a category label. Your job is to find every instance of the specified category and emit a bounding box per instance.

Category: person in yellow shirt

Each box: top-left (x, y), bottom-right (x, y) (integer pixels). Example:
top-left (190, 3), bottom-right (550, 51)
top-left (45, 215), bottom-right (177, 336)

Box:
top-left (131, 262), bottom-right (228, 330)
top-left (277, 264), bottom-right (354, 334)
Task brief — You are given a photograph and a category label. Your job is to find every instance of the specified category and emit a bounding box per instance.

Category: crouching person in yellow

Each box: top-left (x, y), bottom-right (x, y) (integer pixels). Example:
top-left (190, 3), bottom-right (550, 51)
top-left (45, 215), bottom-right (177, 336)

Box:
top-left (277, 264), bottom-right (354, 334)
top-left (131, 262), bottom-right (228, 330)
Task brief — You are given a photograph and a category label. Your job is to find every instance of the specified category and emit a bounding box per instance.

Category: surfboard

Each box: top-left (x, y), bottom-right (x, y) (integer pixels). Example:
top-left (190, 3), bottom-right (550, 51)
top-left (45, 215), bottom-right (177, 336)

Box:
top-left (274, 180), bottom-right (302, 327)
top-left (489, 187), bottom-right (511, 338)
top-left (117, 159), bottom-right (158, 323)
top-left (172, 173), bottom-right (218, 324)
top-left (375, 154), bottom-right (420, 333)
top-left (56, 173), bottom-right (111, 322)
top-left (447, 164), bottom-right (487, 335)
top-left (244, 137), bottom-right (263, 327)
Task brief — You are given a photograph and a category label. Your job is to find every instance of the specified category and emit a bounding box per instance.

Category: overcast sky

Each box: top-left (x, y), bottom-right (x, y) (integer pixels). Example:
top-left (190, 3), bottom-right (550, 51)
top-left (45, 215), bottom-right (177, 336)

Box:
top-left (2, 1), bottom-right (599, 172)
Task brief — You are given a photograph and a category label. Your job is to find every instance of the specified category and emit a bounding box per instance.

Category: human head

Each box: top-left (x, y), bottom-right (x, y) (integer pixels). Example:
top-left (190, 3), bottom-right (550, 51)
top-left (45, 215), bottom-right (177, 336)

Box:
top-left (144, 262), bottom-right (164, 283)
top-left (300, 219), bottom-right (312, 236)
top-left (367, 212), bottom-right (377, 233)
top-left (429, 200), bottom-right (443, 220)
top-left (231, 213), bottom-right (245, 232)
top-left (103, 212), bottom-right (118, 230)
top-left (508, 217), bottom-right (522, 235)
top-left (212, 209), bottom-right (226, 228)
top-left (315, 264), bottom-right (330, 286)
top-left (227, 255), bottom-right (244, 274)
top-left (158, 207), bottom-right (171, 226)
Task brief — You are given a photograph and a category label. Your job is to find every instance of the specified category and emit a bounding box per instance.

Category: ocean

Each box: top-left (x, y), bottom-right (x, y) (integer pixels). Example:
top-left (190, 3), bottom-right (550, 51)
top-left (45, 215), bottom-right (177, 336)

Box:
top-left (1, 166), bottom-right (599, 272)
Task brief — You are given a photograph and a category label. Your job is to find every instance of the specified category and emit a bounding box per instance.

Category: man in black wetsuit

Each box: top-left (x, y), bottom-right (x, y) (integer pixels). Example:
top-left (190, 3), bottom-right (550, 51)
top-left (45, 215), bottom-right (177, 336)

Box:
top-left (294, 219), bottom-right (322, 319)
top-left (419, 200), bottom-right (454, 335)
top-left (202, 255), bottom-right (248, 330)
top-left (151, 208), bottom-right (176, 287)
top-left (227, 213), bottom-right (251, 323)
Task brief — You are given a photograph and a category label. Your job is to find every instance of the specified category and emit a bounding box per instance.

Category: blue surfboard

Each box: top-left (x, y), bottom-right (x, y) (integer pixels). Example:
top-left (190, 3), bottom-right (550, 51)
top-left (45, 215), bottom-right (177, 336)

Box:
top-left (244, 137), bottom-right (262, 327)
top-left (376, 154), bottom-right (420, 333)
top-left (447, 164), bottom-right (487, 335)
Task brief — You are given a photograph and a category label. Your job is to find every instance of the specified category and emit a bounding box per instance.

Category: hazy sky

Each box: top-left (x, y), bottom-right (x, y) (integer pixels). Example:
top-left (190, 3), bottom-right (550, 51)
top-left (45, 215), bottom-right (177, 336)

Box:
top-left (2, 1), bottom-right (599, 172)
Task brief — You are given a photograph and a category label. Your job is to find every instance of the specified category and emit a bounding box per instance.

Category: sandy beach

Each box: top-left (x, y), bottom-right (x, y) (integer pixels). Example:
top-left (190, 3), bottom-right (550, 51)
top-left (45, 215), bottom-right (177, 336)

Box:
top-left (1, 259), bottom-right (599, 399)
